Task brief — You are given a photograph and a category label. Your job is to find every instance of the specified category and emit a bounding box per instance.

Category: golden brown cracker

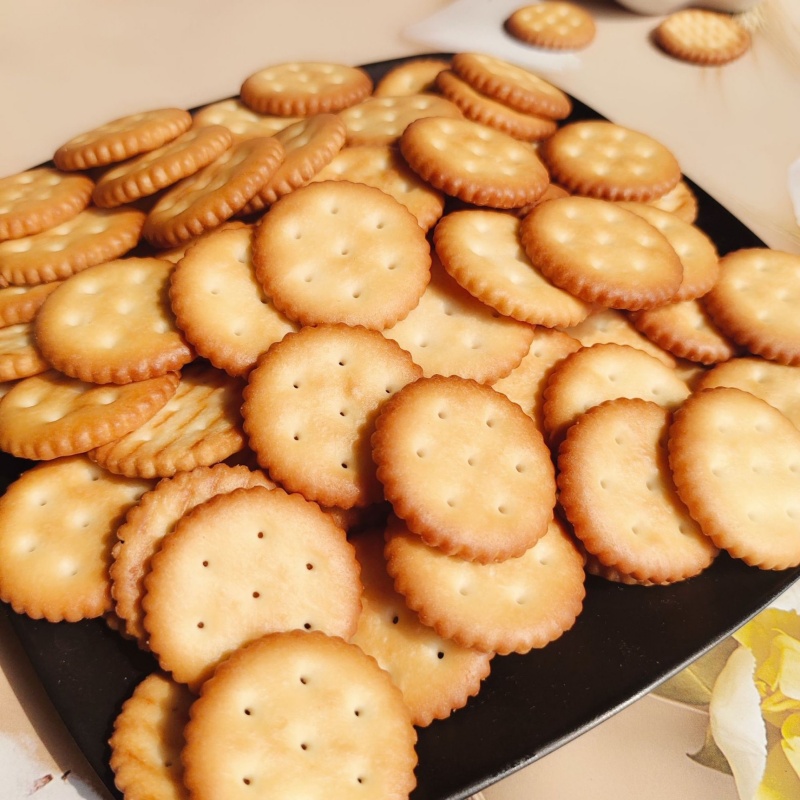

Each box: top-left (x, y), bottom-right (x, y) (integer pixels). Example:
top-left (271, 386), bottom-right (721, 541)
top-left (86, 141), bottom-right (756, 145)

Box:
top-left (505, 2), bottom-right (597, 50)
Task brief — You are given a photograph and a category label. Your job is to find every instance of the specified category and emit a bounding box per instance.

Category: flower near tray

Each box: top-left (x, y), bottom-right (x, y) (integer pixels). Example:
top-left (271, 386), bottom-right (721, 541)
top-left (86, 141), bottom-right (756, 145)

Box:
top-left (654, 579), bottom-right (800, 798)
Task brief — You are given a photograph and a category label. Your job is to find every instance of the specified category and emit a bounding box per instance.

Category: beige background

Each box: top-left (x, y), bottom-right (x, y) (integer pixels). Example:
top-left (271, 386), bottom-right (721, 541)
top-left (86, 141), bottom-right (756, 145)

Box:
top-left (1, 0), bottom-right (798, 797)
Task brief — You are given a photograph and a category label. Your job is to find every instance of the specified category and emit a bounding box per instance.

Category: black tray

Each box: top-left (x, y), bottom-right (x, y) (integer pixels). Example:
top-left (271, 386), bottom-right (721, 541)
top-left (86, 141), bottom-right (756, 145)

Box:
top-left (3, 55), bottom-right (796, 800)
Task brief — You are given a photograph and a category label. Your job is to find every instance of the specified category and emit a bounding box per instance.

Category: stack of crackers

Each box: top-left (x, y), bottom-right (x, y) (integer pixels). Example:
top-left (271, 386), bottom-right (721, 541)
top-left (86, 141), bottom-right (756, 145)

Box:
top-left (0, 51), bottom-right (798, 799)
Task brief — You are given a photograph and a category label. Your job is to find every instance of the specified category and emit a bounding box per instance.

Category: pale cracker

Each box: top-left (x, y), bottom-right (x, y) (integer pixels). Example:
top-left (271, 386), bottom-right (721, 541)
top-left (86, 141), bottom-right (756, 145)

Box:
top-left (655, 8), bottom-right (751, 66)
top-left (192, 99), bottom-right (301, 141)
top-left (373, 58), bottom-right (450, 97)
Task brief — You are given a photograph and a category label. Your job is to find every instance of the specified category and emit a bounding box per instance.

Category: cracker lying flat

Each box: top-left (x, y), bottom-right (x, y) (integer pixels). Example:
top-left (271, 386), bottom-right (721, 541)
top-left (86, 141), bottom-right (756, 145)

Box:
top-left (182, 630), bottom-right (417, 799)
top-left (558, 398), bottom-right (718, 584)
top-left (112, 463), bottom-right (274, 645)
top-left (655, 8), bottom-right (751, 66)
top-left (0, 168), bottom-right (94, 241)
top-left (253, 180), bottom-right (431, 329)
top-left (0, 281), bottom-right (61, 326)
top-left (0, 323), bottom-right (48, 382)
top-left (35, 257), bottom-right (194, 385)
top-left (668, 387), bottom-right (800, 569)
top-left (109, 672), bottom-right (194, 800)
top-left (192, 99), bottom-right (300, 141)
top-left (373, 58), bottom-right (449, 97)
top-left (644, 179), bottom-right (698, 224)
top-left (242, 324), bottom-right (421, 509)
top-left (372, 375), bottom-right (556, 563)
top-left (350, 531), bottom-right (492, 727)
top-left (505, 2), bottom-right (597, 50)
top-left (384, 514), bottom-right (585, 654)
top-left (0, 455), bottom-right (152, 621)
top-left (382, 255), bottom-right (535, 383)
top-left (143, 486), bottom-right (362, 689)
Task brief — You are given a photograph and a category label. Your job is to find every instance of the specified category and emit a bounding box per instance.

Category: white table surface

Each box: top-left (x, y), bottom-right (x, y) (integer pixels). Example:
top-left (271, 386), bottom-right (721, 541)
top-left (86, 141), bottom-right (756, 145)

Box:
top-left (1, 1), bottom-right (798, 798)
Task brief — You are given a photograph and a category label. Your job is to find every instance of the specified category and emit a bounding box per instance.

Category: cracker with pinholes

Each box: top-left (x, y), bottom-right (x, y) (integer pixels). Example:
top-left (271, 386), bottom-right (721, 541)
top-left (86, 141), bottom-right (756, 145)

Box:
top-left (112, 464), bottom-right (274, 646)
top-left (668, 387), bottom-right (800, 570)
top-left (350, 531), bottom-right (492, 727)
top-left (383, 255), bottom-right (535, 383)
top-left (399, 116), bottom-right (550, 209)
top-left (0, 168), bottom-right (94, 241)
top-left (521, 196), bottom-right (683, 310)
top-left (92, 125), bottom-right (234, 209)
top-left (384, 514), bottom-right (585, 655)
top-left (372, 375), bottom-right (556, 564)
top-left (542, 342), bottom-right (691, 449)
top-left (241, 62), bottom-right (373, 116)
top-left (0, 323), bottom-right (48, 382)
top-left (0, 206), bottom-right (144, 286)
top-left (110, 672), bottom-right (194, 800)
top-left (242, 324), bottom-right (421, 510)
top-left (0, 455), bottom-right (153, 621)
top-left (338, 94), bottom-right (463, 146)
top-left (310, 144), bottom-right (445, 232)
top-left (505, 2), bottom-right (597, 50)
top-left (142, 486), bottom-right (363, 690)
top-left (0, 370), bottom-right (179, 461)
top-left (89, 360), bottom-right (246, 479)
top-left (143, 137), bottom-right (285, 248)
top-left (253, 180), bottom-right (431, 329)
top-left (434, 208), bottom-right (592, 328)
top-left (374, 58), bottom-right (450, 97)
top-left (54, 108), bottom-right (192, 171)
top-left (192, 99), bottom-right (301, 142)
top-left (655, 8), bottom-right (751, 66)
top-left (182, 630), bottom-right (417, 800)
top-left (540, 120), bottom-right (682, 202)
top-left (35, 257), bottom-right (194, 385)
top-left (169, 225), bottom-right (297, 377)
top-left (704, 248), bottom-right (800, 366)
top-left (698, 357), bottom-right (800, 430)
top-left (558, 398), bottom-right (718, 585)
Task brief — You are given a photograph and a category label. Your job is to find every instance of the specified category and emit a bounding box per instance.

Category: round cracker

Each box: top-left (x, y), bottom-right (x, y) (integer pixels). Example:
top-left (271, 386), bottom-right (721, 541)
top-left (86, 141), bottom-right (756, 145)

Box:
top-left (505, 2), bottom-right (597, 50)
top-left (654, 8), bottom-right (751, 66)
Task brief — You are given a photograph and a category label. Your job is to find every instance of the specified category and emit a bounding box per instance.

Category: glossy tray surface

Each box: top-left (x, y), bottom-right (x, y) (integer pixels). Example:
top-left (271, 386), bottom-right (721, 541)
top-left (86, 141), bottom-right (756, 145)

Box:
top-left (3, 55), bottom-right (798, 800)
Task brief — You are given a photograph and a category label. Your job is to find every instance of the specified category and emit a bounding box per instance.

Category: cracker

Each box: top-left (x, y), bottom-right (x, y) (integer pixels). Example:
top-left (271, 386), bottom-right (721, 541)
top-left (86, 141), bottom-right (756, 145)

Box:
top-left (89, 361), bottom-right (246, 479)
top-left (240, 62), bottom-right (372, 116)
top-left (54, 108), bottom-right (192, 171)
top-left (490, 327), bottom-right (582, 428)
top-left (338, 94), bottom-right (463, 146)
top-left (373, 58), bottom-right (450, 97)
top-left (242, 323), bottom-right (421, 509)
top-left (252, 180), bottom-right (431, 329)
top-left (182, 630), bottom-right (417, 799)
top-left (616, 201), bottom-right (719, 301)
top-left (0, 281), bottom-right (61, 326)
top-left (434, 208), bottom-right (592, 327)
top-left (450, 52), bottom-right (572, 120)
top-left (655, 8), bottom-right (751, 66)
top-left (154, 219), bottom-right (249, 264)
top-left (142, 137), bottom-right (285, 248)
top-left (169, 225), bottom-right (297, 377)
top-left (697, 357), bottom-right (800, 430)
top-left (0, 370), bottom-right (179, 461)
top-left (539, 120), bottom-right (682, 202)
top-left (644, 179), bottom-right (698, 224)
top-left (557, 398), bottom-right (718, 584)
top-left (372, 375), bottom-right (556, 563)
top-left (520, 196), bottom-right (683, 310)
top-left (350, 530), bottom-right (492, 726)
top-left (668, 387), bottom-right (800, 569)
top-left (310, 144), bottom-right (445, 231)
top-left (0, 323), bottom-right (49, 382)
top-left (0, 455), bottom-right (152, 621)
top-left (0, 206), bottom-right (144, 286)
top-left (630, 298), bottom-right (738, 365)
top-left (111, 463), bottom-right (274, 646)
top-left (384, 513), bottom-right (585, 655)
top-left (505, 2), bottom-right (597, 51)
top-left (435, 70), bottom-right (557, 142)
top-left (383, 254), bottom-right (536, 383)
top-left (542, 342), bottom-right (692, 448)
top-left (399, 116), bottom-right (550, 209)
top-left (704, 248), bottom-right (800, 366)
top-left (239, 114), bottom-right (346, 214)
top-left (92, 125), bottom-right (234, 208)
top-left (142, 486), bottom-right (362, 689)
top-left (0, 168), bottom-right (94, 241)
top-left (34, 257), bottom-right (194, 385)
top-left (192, 99), bottom-right (301, 141)
top-left (109, 672), bottom-right (194, 800)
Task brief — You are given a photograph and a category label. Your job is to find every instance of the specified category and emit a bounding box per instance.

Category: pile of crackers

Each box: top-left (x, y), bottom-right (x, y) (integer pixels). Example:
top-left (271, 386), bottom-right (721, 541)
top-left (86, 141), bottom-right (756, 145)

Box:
top-left (0, 51), bottom-right (798, 799)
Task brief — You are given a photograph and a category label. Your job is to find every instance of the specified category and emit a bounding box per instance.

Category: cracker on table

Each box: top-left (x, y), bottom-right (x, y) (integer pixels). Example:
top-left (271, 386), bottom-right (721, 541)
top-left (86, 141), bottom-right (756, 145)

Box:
top-left (372, 375), bottom-right (556, 564)
top-left (0, 455), bottom-right (152, 621)
top-left (654, 8), bottom-right (751, 66)
top-left (505, 2), bottom-right (597, 51)
top-left (143, 486), bottom-right (362, 689)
